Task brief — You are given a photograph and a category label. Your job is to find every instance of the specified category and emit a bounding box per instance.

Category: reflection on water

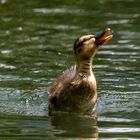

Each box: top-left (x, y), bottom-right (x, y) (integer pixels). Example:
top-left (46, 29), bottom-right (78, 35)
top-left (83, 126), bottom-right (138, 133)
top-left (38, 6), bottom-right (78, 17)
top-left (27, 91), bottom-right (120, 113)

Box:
top-left (0, 0), bottom-right (140, 139)
top-left (50, 113), bottom-right (98, 138)
top-left (0, 114), bottom-right (98, 140)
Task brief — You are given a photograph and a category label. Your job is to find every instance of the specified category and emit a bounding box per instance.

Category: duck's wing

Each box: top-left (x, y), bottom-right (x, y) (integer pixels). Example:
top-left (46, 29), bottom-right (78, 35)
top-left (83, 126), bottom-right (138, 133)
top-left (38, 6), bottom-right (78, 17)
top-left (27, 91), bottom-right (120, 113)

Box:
top-left (48, 65), bottom-right (77, 95)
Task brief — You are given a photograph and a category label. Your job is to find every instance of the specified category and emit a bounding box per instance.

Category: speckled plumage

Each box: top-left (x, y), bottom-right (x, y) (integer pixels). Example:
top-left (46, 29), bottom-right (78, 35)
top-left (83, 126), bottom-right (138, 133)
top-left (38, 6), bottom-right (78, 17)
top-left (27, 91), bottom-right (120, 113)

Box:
top-left (48, 28), bottom-right (113, 115)
top-left (48, 65), bottom-right (97, 114)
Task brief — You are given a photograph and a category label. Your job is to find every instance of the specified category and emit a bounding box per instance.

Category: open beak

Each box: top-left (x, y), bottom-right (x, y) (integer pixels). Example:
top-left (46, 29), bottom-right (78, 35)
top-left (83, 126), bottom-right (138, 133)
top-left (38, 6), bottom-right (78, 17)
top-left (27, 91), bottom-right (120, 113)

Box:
top-left (95, 28), bottom-right (113, 47)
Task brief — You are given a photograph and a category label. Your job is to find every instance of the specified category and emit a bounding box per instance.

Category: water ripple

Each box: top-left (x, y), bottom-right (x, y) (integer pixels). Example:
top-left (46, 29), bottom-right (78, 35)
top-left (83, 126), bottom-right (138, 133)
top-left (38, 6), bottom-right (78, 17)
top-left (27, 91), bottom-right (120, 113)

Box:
top-left (99, 117), bottom-right (134, 122)
top-left (33, 7), bottom-right (81, 15)
top-left (107, 19), bottom-right (130, 25)
top-left (0, 63), bottom-right (16, 69)
top-left (99, 127), bottom-right (140, 133)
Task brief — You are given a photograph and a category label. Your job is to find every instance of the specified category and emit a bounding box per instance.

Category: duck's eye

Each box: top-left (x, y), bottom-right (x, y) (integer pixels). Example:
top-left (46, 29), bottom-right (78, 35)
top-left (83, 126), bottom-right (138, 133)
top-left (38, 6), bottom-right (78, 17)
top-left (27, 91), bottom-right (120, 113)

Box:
top-left (83, 36), bottom-right (93, 42)
top-left (74, 37), bottom-right (92, 49)
top-left (83, 38), bottom-right (88, 42)
top-left (76, 38), bottom-right (88, 49)
top-left (75, 40), bottom-right (84, 49)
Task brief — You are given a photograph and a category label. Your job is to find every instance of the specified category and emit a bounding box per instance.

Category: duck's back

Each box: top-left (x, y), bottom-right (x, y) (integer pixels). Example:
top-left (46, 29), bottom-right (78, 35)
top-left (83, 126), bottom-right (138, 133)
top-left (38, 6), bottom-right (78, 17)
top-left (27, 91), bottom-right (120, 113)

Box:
top-left (48, 65), bottom-right (77, 96)
top-left (48, 65), bottom-right (97, 114)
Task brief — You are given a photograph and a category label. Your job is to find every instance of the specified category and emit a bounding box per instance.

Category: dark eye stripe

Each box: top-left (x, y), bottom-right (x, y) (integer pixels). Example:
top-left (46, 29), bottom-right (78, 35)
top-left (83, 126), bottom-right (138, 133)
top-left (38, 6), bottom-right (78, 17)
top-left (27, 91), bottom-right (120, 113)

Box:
top-left (75, 40), bottom-right (84, 48)
top-left (75, 38), bottom-right (88, 48)
top-left (74, 38), bottom-right (84, 49)
top-left (74, 36), bottom-right (94, 49)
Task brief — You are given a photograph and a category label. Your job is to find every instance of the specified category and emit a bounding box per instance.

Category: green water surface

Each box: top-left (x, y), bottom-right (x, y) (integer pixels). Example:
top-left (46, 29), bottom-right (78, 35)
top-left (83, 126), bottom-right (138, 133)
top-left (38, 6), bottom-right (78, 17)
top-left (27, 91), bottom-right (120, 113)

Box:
top-left (0, 0), bottom-right (140, 139)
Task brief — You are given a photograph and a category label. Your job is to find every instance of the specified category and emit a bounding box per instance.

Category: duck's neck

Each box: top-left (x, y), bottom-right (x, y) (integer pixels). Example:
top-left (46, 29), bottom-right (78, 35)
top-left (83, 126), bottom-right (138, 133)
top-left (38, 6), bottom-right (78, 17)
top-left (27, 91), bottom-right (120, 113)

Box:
top-left (76, 57), bottom-right (93, 77)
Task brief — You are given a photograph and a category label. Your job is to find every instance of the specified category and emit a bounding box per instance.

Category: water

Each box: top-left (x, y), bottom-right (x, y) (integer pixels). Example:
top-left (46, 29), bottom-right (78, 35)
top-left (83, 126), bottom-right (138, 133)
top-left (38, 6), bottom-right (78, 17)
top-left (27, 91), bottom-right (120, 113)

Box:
top-left (0, 0), bottom-right (140, 139)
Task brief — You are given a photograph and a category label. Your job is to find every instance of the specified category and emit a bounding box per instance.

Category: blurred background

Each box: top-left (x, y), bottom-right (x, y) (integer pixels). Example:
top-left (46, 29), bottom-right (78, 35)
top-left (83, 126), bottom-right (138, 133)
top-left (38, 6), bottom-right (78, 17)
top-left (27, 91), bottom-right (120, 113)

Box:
top-left (0, 0), bottom-right (140, 139)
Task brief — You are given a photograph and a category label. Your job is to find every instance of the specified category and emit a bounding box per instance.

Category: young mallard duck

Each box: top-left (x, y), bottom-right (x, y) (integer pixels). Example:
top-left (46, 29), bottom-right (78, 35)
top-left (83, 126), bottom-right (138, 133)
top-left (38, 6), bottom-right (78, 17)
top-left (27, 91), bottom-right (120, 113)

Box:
top-left (48, 28), bottom-right (113, 115)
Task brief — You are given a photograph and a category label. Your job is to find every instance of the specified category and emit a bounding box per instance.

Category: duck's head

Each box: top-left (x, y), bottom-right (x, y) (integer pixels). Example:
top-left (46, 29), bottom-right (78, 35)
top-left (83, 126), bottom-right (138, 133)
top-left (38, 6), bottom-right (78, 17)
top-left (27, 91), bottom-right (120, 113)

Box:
top-left (74, 28), bottom-right (113, 60)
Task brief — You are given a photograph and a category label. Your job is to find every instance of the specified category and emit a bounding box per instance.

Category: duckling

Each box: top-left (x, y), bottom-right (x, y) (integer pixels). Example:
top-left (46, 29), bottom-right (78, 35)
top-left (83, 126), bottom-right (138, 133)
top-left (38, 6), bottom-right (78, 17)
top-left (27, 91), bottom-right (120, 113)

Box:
top-left (48, 28), bottom-right (113, 115)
